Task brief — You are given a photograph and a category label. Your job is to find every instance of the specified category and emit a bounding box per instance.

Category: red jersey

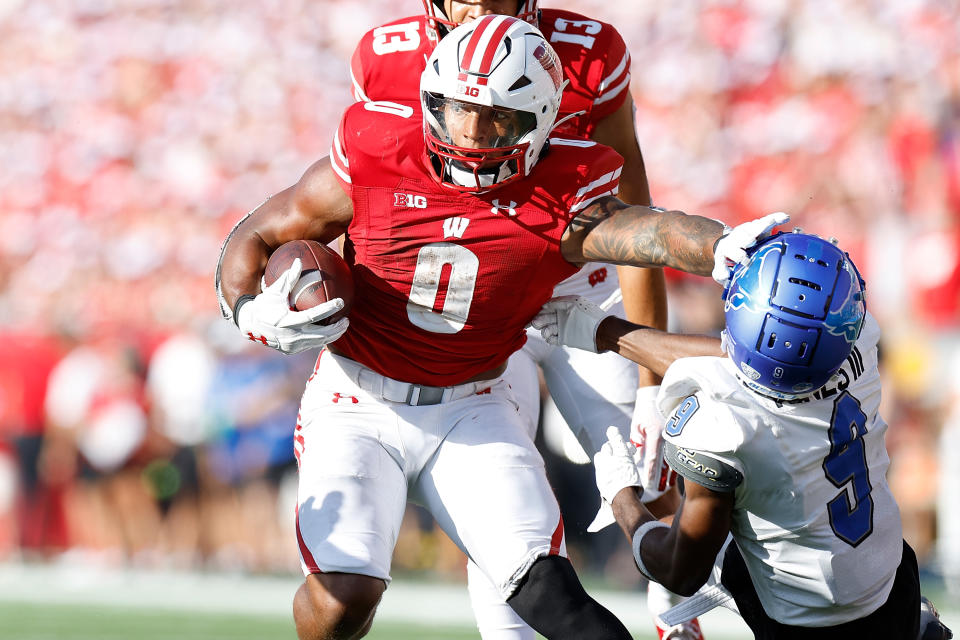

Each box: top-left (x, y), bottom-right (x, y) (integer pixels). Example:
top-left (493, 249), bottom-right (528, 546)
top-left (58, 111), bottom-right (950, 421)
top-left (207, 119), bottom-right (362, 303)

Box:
top-left (328, 100), bottom-right (623, 386)
top-left (350, 9), bottom-right (631, 139)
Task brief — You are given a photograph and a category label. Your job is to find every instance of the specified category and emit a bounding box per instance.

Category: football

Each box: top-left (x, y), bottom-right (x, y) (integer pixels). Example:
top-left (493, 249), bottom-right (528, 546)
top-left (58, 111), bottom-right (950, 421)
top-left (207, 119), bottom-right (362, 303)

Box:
top-left (264, 240), bottom-right (354, 324)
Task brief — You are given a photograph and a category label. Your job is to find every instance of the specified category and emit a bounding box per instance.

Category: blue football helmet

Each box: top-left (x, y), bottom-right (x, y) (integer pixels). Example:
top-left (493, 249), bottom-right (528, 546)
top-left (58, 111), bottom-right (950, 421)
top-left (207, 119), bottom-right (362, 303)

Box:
top-left (722, 231), bottom-right (866, 398)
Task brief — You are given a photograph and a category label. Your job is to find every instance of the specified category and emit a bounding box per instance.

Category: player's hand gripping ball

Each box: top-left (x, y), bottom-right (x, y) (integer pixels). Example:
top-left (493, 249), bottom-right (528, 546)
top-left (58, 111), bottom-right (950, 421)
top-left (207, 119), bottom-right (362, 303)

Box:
top-left (264, 240), bottom-right (354, 324)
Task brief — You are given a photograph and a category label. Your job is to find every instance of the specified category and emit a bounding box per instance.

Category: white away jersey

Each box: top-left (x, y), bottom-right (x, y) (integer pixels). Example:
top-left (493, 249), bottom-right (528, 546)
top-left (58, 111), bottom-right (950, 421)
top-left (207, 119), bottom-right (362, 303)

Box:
top-left (658, 313), bottom-right (903, 626)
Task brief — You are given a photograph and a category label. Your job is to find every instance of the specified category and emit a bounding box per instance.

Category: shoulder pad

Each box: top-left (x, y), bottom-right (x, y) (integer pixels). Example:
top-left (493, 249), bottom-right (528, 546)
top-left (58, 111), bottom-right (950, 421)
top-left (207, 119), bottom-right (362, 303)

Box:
top-left (664, 442), bottom-right (743, 493)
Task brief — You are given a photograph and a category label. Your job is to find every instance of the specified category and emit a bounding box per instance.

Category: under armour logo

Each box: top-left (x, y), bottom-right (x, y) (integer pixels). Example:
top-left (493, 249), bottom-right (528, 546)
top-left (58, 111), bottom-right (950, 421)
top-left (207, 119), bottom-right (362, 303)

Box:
top-left (443, 216), bottom-right (469, 239)
top-left (490, 199), bottom-right (517, 216)
top-left (332, 393), bottom-right (359, 404)
top-left (246, 332), bottom-right (268, 345)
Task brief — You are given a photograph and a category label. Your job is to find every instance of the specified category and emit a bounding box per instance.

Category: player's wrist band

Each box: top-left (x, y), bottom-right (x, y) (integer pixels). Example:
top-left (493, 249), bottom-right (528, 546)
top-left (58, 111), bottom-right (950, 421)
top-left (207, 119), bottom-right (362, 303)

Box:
top-left (232, 294), bottom-right (256, 327)
top-left (632, 520), bottom-right (670, 582)
top-left (635, 385), bottom-right (660, 404)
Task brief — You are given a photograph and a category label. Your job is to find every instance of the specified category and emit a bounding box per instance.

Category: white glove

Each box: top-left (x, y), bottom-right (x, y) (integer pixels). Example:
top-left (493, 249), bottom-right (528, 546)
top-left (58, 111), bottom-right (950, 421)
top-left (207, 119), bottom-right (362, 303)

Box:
top-left (712, 211), bottom-right (789, 287)
top-left (530, 295), bottom-right (608, 353)
top-left (236, 258), bottom-right (349, 354)
top-left (589, 388), bottom-right (674, 532)
top-left (631, 386), bottom-right (677, 503)
top-left (593, 426), bottom-right (642, 505)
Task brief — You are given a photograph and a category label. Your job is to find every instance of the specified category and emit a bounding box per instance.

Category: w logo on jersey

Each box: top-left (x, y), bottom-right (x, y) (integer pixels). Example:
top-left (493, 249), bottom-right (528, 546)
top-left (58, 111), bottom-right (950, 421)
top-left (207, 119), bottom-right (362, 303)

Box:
top-left (443, 217), bottom-right (470, 239)
top-left (490, 199), bottom-right (517, 217)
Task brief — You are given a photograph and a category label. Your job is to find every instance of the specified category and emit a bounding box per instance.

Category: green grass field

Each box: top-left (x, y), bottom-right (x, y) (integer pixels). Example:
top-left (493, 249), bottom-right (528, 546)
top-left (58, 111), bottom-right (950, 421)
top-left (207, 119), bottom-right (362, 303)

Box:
top-left (0, 601), bottom-right (684, 640)
top-left (0, 567), bottom-right (953, 640)
top-left (0, 602), bottom-right (486, 640)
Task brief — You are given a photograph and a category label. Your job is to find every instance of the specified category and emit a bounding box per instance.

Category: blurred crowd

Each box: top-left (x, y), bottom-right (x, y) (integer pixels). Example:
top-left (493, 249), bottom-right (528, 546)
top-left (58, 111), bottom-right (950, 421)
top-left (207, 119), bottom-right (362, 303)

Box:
top-left (0, 0), bottom-right (958, 597)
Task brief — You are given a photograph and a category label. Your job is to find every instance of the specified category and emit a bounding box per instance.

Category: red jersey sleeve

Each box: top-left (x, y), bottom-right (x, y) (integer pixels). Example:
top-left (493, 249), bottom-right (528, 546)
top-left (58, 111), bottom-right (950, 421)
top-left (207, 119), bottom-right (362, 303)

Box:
top-left (548, 138), bottom-right (624, 215)
top-left (589, 24), bottom-right (631, 121)
top-left (329, 110), bottom-right (353, 196)
top-left (349, 35), bottom-right (371, 102)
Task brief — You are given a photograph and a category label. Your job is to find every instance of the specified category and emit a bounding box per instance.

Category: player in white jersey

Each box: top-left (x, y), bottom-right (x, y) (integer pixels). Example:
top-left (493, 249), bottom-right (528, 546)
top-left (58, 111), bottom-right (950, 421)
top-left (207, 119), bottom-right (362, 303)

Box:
top-left (532, 231), bottom-right (953, 638)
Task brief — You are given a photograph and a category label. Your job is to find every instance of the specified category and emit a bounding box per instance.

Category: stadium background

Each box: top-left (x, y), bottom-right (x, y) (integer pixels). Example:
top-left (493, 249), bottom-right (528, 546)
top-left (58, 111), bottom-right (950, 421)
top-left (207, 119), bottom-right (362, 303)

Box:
top-left (0, 0), bottom-right (957, 637)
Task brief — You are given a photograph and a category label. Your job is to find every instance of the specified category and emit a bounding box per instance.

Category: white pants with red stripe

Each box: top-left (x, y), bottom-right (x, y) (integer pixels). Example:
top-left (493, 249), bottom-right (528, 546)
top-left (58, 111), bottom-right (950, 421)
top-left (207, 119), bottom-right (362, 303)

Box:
top-left (295, 351), bottom-right (566, 600)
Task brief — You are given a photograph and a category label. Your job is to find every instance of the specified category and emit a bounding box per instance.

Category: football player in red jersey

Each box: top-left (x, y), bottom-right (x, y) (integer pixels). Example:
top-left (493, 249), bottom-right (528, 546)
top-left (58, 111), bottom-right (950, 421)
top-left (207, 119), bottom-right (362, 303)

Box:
top-left (217, 17), bottom-right (785, 640)
top-left (351, 3), bottom-right (698, 638)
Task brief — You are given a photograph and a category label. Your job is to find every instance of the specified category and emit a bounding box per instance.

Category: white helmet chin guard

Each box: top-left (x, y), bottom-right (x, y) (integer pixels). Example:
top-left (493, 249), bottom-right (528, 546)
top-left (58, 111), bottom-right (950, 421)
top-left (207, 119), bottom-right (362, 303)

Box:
top-left (421, 0), bottom-right (539, 36)
top-left (419, 15), bottom-right (564, 193)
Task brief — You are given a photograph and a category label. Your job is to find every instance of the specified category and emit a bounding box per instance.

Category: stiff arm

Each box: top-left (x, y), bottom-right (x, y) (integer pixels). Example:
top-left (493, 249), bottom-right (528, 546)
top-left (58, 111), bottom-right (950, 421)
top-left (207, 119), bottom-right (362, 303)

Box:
top-left (560, 196), bottom-right (723, 276)
top-left (595, 318), bottom-right (724, 380)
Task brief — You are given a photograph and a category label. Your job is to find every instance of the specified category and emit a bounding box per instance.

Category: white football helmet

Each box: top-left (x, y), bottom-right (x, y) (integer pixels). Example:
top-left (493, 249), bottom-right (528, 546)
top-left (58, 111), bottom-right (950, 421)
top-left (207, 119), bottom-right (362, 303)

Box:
top-left (420, 15), bottom-right (564, 192)
top-left (422, 0), bottom-right (539, 36)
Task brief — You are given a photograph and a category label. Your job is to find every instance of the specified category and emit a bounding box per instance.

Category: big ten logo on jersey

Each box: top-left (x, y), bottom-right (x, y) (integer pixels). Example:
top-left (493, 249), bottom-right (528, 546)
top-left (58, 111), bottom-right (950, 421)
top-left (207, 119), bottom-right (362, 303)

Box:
top-left (588, 267), bottom-right (607, 286)
top-left (394, 193), bottom-right (427, 209)
top-left (372, 22), bottom-right (421, 55)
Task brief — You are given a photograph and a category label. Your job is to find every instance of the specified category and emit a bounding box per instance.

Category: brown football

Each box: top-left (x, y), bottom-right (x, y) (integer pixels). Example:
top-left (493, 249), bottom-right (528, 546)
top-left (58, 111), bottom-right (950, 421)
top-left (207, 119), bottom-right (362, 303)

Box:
top-left (263, 240), bottom-right (354, 324)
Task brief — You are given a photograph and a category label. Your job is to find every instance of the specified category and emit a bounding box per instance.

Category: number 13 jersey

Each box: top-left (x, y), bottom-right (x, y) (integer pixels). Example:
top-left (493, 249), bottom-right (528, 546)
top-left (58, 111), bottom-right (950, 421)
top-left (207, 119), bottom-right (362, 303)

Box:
top-left (350, 9), bottom-right (632, 140)
top-left (329, 100), bottom-right (623, 387)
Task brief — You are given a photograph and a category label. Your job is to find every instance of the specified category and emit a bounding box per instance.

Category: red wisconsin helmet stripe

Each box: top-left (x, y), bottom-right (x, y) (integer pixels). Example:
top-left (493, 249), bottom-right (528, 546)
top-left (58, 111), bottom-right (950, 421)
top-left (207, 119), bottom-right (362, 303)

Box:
top-left (460, 15), bottom-right (513, 82)
top-left (459, 15), bottom-right (495, 74)
top-left (476, 16), bottom-right (514, 76)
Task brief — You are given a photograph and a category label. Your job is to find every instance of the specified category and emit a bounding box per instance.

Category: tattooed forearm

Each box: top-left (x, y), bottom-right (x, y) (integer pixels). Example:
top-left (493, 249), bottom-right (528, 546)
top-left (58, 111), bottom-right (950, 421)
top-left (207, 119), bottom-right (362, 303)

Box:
top-left (572, 203), bottom-right (724, 276)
